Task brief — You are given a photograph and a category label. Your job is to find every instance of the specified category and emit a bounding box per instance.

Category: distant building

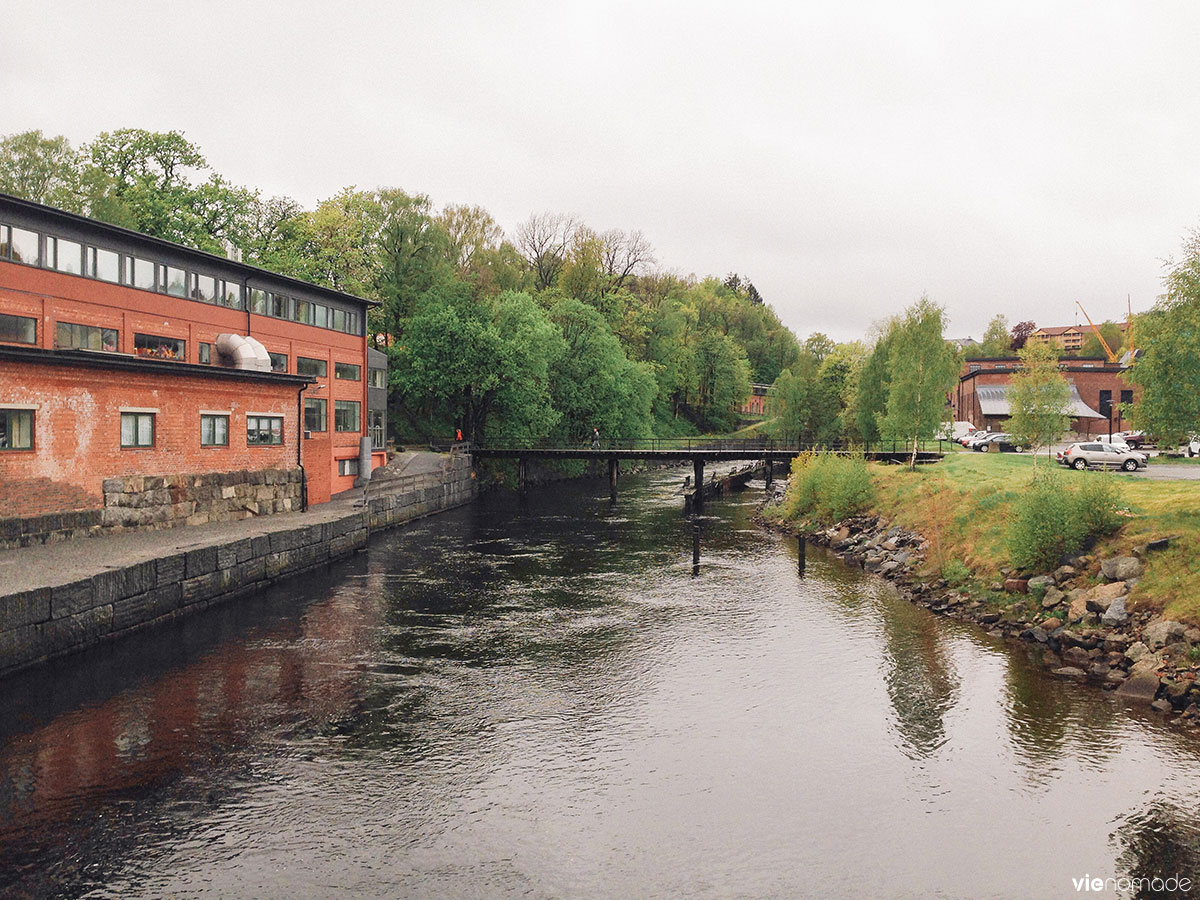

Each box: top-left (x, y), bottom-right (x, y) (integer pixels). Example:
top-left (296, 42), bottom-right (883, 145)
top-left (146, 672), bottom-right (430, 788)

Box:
top-left (741, 383), bottom-right (772, 418)
top-left (953, 357), bottom-right (1136, 436)
top-left (1031, 322), bottom-right (1128, 353)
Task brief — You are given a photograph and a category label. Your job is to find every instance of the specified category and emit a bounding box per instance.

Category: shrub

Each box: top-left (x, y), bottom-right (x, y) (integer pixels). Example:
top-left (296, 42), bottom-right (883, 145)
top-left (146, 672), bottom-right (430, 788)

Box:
top-left (1007, 471), bottom-right (1125, 572)
top-left (779, 452), bottom-right (875, 526)
top-left (941, 559), bottom-right (971, 585)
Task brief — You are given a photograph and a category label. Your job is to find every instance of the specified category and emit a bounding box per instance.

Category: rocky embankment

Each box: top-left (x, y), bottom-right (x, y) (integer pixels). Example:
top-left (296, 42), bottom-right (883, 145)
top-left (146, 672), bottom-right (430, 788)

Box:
top-left (765, 485), bottom-right (1200, 720)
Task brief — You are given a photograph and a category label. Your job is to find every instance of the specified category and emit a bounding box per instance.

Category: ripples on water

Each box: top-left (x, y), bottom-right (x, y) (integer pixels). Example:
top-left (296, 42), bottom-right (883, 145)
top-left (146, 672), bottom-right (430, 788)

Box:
top-left (1, 468), bottom-right (1199, 898)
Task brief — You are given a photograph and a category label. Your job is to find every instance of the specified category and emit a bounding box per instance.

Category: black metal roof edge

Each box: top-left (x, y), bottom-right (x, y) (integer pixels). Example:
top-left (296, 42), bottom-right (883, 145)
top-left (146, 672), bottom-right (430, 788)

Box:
top-left (959, 364), bottom-right (1127, 382)
top-left (0, 192), bottom-right (381, 308)
top-left (0, 344), bottom-right (317, 384)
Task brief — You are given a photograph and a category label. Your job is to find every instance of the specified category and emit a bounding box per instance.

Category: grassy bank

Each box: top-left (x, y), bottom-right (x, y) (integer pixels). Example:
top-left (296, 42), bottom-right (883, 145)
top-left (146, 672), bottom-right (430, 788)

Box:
top-left (776, 451), bottom-right (1200, 622)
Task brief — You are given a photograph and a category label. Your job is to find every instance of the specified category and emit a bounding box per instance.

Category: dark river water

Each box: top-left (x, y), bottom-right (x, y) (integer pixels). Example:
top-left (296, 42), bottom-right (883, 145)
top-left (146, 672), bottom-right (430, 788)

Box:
top-left (2, 468), bottom-right (1199, 899)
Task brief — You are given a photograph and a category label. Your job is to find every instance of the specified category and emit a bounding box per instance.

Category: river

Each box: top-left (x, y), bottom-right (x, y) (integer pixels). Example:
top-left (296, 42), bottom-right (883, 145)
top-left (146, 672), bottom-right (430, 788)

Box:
top-left (1, 467), bottom-right (1198, 898)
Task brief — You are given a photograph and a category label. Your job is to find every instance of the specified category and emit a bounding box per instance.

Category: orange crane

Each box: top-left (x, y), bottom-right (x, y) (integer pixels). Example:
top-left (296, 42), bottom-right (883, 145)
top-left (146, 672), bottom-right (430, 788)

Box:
top-left (1075, 300), bottom-right (1120, 363)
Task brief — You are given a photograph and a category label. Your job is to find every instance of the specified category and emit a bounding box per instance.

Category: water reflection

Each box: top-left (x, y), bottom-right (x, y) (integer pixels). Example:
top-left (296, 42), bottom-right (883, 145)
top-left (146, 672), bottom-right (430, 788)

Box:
top-left (878, 594), bottom-right (959, 758)
top-left (1111, 798), bottom-right (1200, 898)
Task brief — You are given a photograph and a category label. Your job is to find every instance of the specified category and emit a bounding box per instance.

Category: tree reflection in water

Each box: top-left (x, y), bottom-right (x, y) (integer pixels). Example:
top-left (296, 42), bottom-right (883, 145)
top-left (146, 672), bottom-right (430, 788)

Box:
top-left (879, 593), bottom-right (959, 758)
top-left (1111, 798), bottom-right (1200, 899)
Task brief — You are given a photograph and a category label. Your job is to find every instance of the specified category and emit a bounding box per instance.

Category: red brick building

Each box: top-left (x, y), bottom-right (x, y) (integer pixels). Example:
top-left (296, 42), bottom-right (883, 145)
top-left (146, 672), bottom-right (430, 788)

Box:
top-left (953, 357), bottom-right (1136, 436)
top-left (0, 193), bottom-right (386, 521)
top-left (740, 383), bottom-right (772, 418)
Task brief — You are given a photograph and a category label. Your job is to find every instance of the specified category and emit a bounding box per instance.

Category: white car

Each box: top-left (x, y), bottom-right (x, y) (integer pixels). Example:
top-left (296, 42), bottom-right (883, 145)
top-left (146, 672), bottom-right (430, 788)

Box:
top-left (1187, 436), bottom-right (1200, 457)
top-left (1059, 442), bottom-right (1148, 471)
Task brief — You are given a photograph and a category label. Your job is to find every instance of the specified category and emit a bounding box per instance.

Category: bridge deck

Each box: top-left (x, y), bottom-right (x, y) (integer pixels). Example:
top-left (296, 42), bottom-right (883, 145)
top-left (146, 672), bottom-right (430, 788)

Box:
top-left (469, 447), bottom-right (943, 462)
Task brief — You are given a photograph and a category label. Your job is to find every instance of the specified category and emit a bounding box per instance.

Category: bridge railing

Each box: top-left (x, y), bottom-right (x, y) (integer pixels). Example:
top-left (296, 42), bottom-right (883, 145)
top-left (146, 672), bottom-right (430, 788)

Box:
top-left (470, 436), bottom-right (951, 454)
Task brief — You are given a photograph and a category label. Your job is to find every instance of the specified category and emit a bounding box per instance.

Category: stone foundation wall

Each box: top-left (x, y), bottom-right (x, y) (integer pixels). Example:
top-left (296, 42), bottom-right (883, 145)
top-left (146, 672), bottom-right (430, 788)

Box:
top-left (101, 468), bottom-right (303, 530)
top-left (0, 455), bottom-right (476, 678)
top-left (0, 468), bottom-right (304, 550)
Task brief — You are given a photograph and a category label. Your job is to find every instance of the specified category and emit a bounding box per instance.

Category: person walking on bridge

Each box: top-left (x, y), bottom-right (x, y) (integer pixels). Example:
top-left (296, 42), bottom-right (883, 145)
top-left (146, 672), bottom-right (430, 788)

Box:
top-left (592, 427), bottom-right (600, 450)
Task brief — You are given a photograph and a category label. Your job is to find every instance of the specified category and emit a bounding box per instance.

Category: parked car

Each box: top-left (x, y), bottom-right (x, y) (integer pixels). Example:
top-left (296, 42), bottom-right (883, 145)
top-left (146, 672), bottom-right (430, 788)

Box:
top-left (1187, 435), bottom-right (1200, 458)
top-left (937, 420), bottom-right (977, 442)
top-left (1114, 430), bottom-right (1148, 449)
top-left (1058, 442), bottom-right (1148, 471)
top-left (964, 430), bottom-right (999, 449)
top-left (973, 433), bottom-right (1024, 453)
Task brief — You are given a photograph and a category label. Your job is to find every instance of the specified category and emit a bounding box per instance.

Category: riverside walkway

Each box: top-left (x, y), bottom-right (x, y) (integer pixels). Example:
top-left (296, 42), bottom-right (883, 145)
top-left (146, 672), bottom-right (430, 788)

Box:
top-left (0, 452), bottom-right (474, 678)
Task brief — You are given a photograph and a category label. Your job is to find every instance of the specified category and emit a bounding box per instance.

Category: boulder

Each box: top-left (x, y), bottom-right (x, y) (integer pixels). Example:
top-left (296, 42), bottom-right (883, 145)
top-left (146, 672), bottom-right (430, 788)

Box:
top-left (1101, 596), bottom-right (1129, 627)
top-left (1041, 617), bottom-right (1063, 632)
top-left (1150, 698), bottom-right (1174, 713)
top-left (1130, 652), bottom-right (1165, 679)
top-left (1004, 577), bottom-right (1029, 594)
top-left (1052, 667), bottom-right (1087, 679)
top-left (1085, 581), bottom-right (1128, 613)
top-left (1027, 575), bottom-right (1055, 592)
top-left (1143, 619), bottom-right (1187, 650)
top-left (1125, 641), bottom-right (1151, 663)
top-left (1115, 673), bottom-right (1161, 704)
top-left (1100, 556), bottom-right (1144, 582)
top-left (1053, 565), bottom-right (1078, 583)
top-left (1041, 587), bottom-right (1065, 609)
top-left (1067, 592), bottom-right (1090, 623)
top-left (1163, 679), bottom-right (1192, 708)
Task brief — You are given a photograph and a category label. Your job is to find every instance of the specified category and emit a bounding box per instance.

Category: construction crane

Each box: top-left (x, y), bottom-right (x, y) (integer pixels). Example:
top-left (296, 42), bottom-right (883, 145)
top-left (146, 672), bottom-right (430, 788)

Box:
top-left (1075, 300), bottom-right (1120, 364)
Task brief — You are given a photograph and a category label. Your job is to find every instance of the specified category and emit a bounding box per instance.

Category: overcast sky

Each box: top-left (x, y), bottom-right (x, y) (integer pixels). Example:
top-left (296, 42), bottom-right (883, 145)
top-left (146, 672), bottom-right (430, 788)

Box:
top-left (5, 1), bottom-right (1199, 343)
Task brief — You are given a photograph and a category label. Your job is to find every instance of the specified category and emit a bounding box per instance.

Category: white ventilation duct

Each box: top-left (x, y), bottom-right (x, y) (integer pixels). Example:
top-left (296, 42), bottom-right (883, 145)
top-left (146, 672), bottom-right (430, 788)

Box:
top-left (215, 333), bottom-right (272, 371)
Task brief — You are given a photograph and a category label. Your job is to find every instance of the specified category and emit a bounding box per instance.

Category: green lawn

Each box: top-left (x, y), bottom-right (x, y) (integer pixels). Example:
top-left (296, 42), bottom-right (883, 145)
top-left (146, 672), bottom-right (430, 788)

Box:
top-left (864, 451), bottom-right (1200, 621)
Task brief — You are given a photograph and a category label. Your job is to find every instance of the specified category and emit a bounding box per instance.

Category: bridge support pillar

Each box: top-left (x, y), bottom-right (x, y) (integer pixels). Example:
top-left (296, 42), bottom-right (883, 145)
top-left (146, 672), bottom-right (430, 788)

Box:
top-left (608, 457), bottom-right (618, 499)
top-left (764, 459), bottom-right (773, 487)
top-left (692, 458), bottom-right (704, 510)
top-left (518, 457), bottom-right (527, 495)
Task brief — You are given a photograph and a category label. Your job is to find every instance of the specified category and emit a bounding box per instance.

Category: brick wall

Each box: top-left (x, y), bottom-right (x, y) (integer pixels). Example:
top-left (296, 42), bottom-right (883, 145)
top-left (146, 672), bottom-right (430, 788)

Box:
top-left (0, 358), bottom-right (300, 520)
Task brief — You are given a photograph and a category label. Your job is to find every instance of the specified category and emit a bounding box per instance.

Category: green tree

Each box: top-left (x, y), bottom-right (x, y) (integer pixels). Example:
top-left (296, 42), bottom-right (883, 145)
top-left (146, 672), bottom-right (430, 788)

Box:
top-left (1126, 230), bottom-right (1200, 446)
top-left (1006, 339), bottom-right (1072, 464)
top-left (854, 321), bottom-right (898, 443)
top-left (879, 297), bottom-right (961, 469)
top-left (1079, 321), bottom-right (1125, 360)
top-left (0, 130), bottom-right (84, 210)
top-left (980, 314), bottom-right (1012, 357)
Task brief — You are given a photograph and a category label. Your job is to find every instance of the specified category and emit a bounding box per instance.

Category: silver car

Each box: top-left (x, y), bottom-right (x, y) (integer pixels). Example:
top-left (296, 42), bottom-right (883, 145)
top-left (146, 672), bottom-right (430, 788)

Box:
top-left (1059, 442), bottom-right (1147, 471)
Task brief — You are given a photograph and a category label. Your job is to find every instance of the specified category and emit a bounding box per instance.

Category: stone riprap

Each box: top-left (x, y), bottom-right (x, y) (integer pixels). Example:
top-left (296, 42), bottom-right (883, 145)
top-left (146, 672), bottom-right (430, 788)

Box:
top-left (0, 453), bottom-right (475, 678)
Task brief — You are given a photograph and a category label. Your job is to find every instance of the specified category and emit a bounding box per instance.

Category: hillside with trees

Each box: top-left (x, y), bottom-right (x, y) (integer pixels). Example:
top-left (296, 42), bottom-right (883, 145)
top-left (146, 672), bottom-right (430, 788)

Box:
top-left (0, 128), bottom-right (800, 444)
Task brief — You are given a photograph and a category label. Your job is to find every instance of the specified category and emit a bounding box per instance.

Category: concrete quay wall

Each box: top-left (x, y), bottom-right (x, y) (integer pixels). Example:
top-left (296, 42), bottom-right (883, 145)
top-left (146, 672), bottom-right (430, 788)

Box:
top-left (0, 454), bottom-right (476, 679)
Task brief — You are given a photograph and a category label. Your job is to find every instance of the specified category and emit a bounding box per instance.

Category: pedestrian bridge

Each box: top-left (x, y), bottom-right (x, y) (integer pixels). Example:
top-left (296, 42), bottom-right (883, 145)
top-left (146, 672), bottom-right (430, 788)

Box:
top-left (467, 438), bottom-right (945, 506)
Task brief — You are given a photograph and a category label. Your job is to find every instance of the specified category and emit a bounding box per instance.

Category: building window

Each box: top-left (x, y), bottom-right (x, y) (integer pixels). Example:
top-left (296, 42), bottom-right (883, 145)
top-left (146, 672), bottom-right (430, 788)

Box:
top-left (332, 309), bottom-right (347, 332)
top-left (269, 352), bottom-right (288, 373)
top-left (297, 356), bottom-right (327, 377)
top-left (312, 304), bottom-right (329, 328)
top-left (161, 265), bottom-right (187, 297)
top-left (46, 236), bottom-right (83, 275)
top-left (335, 362), bottom-right (361, 381)
top-left (1120, 389), bottom-right (1133, 406)
top-left (247, 415), bottom-right (283, 445)
top-left (191, 273), bottom-right (217, 303)
top-left (338, 458), bottom-right (360, 477)
top-left (87, 246), bottom-right (121, 282)
top-left (304, 398), bottom-right (327, 433)
top-left (0, 225), bottom-right (7, 257)
top-left (221, 281), bottom-right (242, 308)
top-left (8, 226), bottom-right (39, 264)
top-left (269, 293), bottom-right (289, 318)
top-left (968, 364), bottom-right (981, 372)
top-left (201, 414), bottom-right (229, 447)
top-left (249, 288), bottom-right (268, 314)
top-left (56, 321), bottom-right (118, 352)
top-left (198, 342), bottom-right (212, 365)
top-left (128, 256), bottom-right (156, 290)
top-left (369, 408), bottom-right (385, 449)
top-left (295, 300), bottom-right (312, 324)
top-left (334, 400), bottom-right (361, 432)
top-left (368, 367), bottom-right (386, 388)
top-left (0, 313), bottom-right (36, 344)
top-left (133, 333), bottom-right (185, 361)
top-left (0, 409), bottom-right (34, 450)
top-left (121, 412), bottom-right (155, 448)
